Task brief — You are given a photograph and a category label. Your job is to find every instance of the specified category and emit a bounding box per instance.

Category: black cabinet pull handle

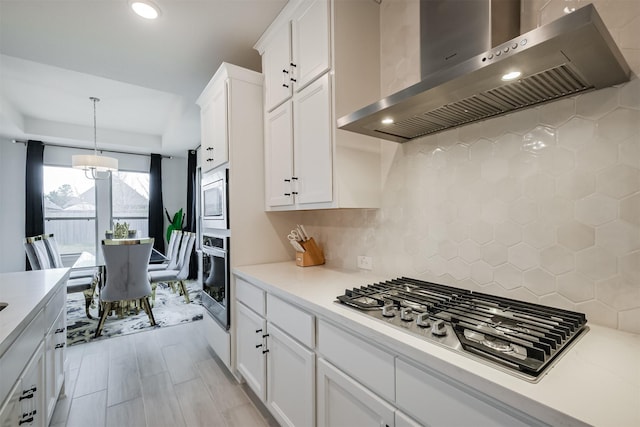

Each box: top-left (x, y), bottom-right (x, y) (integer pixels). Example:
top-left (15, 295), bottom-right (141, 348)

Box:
top-left (290, 63), bottom-right (297, 67)
top-left (55, 343), bottom-right (65, 349)
top-left (290, 78), bottom-right (297, 82)
top-left (55, 328), bottom-right (65, 334)
top-left (292, 192), bottom-right (298, 195)
top-left (262, 349), bottom-right (270, 354)
top-left (19, 416), bottom-right (35, 425)
top-left (282, 83), bottom-right (289, 88)
top-left (291, 176), bottom-right (298, 180)
top-left (255, 329), bottom-right (262, 333)
top-left (256, 344), bottom-right (262, 348)
top-left (282, 69), bottom-right (289, 74)
top-left (284, 193), bottom-right (291, 196)
top-left (206, 147), bottom-right (213, 151)
top-left (206, 158), bottom-right (214, 162)
top-left (284, 179), bottom-right (290, 182)
top-left (262, 334), bottom-right (270, 338)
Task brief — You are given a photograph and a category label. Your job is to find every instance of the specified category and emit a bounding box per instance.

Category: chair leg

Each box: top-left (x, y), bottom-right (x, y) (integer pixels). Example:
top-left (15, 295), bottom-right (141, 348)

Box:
top-left (178, 281), bottom-right (190, 304)
top-left (95, 301), bottom-right (112, 338)
top-left (150, 282), bottom-right (157, 307)
top-left (141, 297), bottom-right (156, 326)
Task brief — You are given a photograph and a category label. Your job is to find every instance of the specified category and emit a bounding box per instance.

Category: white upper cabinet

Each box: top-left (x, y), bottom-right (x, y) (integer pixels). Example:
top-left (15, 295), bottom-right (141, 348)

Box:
top-left (197, 63), bottom-right (262, 172)
top-left (198, 78), bottom-right (229, 172)
top-left (263, 23), bottom-right (293, 112)
top-left (256, 0), bottom-right (382, 211)
top-left (291, 0), bottom-right (331, 92)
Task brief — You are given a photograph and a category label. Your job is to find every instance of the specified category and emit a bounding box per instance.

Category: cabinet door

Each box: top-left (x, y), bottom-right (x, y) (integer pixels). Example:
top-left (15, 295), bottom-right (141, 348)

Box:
top-left (200, 80), bottom-right (229, 172)
top-left (292, 0), bottom-right (331, 91)
top-left (45, 307), bottom-right (66, 423)
top-left (0, 381), bottom-right (22, 427)
top-left (19, 344), bottom-right (45, 427)
top-left (396, 358), bottom-right (538, 427)
top-left (293, 73), bottom-right (333, 205)
top-left (266, 323), bottom-right (315, 427)
top-left (263, 23), bottom-right (293, 112)
top-left (236, 302), bottom-right (267, 400)
top-left (265, 101), bottom-right (294, 207)
top-left (317, 358), bottom-right (394, 427)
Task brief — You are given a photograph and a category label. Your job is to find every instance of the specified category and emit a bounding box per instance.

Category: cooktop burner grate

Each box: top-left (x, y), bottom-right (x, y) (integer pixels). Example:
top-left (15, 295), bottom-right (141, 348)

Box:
top-left (337, 277), bottom-right (588, 381)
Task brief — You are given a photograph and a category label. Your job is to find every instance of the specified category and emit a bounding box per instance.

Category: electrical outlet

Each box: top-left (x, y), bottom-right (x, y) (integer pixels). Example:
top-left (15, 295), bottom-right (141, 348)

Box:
top-left (357, 255), bottom-right (373, 270)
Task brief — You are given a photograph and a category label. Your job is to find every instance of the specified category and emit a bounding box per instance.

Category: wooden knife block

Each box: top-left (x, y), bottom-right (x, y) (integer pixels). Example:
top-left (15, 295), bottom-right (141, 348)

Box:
top-left (295, 238), bottom-right (325, 267)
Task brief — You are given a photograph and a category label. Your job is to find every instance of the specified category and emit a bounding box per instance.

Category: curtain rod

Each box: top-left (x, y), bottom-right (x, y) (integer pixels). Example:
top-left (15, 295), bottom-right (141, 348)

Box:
top-left (12, 139), bottom-right (173, 159)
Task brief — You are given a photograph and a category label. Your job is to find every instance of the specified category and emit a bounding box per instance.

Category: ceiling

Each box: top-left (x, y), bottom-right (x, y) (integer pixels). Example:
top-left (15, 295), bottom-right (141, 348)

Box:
top-left (0, 0), bottom-right (288, 157)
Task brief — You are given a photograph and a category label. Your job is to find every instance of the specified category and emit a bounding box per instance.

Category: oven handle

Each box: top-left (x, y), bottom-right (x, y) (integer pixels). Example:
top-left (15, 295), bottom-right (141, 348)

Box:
top-left (202, 246), bottom-right (226, 257)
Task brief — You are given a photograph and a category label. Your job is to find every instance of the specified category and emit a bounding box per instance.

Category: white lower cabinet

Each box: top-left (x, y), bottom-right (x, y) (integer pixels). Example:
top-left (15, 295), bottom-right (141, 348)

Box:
top-left (44, 304), bottom-right (66, 423)
top-left (236, 281), bottom-right (316, 427)
top-left (317, 358), bottom-right (394, 427)
top-left (236, 301), bottom-right (267, 399)
top-left (0, 343), bottom-right (45, 427)
top-left (395, 358), bottom-right (543, 427)
top-left (266, 323), bottom-right (315, 427)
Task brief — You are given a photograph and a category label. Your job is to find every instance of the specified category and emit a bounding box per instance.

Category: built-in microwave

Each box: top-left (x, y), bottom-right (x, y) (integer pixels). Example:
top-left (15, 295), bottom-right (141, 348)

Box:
top-left (201, 165), bottom-right (229, 230)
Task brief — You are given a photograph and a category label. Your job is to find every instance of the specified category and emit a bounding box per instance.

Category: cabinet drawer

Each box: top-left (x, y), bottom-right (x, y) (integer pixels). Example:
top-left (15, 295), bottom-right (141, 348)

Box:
top-left (267, 294), bottom-right (314, 348)
top-left (0, 309), bottom-right (44, 405)
top-left (236, 278), bottom-right (265, 316)
top-left (396, 358), bottom-right (538, 427)
top-left (45, 285), bottom-right (65, 328)
top-left (317, 320), bottom-right (394, 402)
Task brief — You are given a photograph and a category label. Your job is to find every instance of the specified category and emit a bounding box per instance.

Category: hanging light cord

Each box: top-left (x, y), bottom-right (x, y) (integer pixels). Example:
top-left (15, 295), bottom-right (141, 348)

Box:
top-left (91, 96), bottom-right (100, 156)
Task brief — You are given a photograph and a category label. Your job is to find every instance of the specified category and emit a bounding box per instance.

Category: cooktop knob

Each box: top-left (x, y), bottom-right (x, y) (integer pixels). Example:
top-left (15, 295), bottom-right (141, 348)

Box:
top-left (416, 312), bottom-right (431, 328)
top-left (431, 319), bottom-right (447, 336)
top-left (381, 302), bottom-right (395, 318)
top-left (400, 307), bottom-right (414, 321)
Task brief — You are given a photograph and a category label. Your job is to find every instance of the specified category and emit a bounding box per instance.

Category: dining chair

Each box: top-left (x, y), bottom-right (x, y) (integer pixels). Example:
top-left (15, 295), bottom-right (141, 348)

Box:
top-left (95, 238), bottom-right (155, 338)
top-left (149, 231), bottom-right (196, 305)
top-left (42, 233), bottom-right (100, 280)
top-left (24, 234), bottom-right (99, 318)
top-left (148, 230), bottom-right (183, 272)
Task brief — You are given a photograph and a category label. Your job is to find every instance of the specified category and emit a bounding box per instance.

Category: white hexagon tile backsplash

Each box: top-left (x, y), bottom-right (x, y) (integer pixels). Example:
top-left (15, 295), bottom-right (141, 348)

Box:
top-left (300, 0), bottom-right (640, 333)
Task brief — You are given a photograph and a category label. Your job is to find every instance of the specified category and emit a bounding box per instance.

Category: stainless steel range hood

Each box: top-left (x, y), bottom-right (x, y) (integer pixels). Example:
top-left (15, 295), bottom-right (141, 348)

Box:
top-left (337, 2), bottom-right (631, 143)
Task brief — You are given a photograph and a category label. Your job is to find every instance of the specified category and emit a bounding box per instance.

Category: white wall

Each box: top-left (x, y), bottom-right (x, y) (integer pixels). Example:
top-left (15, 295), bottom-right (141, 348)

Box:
top-left (0, 138), bottom-right (27, 272)
top-left (301, 0), bottom-right (640, 333)
top-left (0, 138), bottom-right (188, 272)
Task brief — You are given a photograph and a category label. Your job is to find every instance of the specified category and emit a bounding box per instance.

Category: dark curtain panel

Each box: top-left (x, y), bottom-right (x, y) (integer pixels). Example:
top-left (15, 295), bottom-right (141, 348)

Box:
top-left (25, 140), bottom-right (45, 270)
top-left (148, 153), bottom-right (165, 254)
top-left (185, 150), bottom-right (198, 279)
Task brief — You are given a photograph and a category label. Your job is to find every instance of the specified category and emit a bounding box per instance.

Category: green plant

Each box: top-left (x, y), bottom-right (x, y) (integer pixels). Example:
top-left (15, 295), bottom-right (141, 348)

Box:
top-left (165, 208), bottom-right (184, 243)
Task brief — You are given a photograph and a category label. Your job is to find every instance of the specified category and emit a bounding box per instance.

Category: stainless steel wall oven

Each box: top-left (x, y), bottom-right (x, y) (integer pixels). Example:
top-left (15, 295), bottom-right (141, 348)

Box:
top-left (201, 232), bottom-right (230, 330)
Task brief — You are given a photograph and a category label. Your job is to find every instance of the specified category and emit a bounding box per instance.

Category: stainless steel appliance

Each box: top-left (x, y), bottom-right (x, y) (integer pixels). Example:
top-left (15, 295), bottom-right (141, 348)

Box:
top-left (338, 2), bottom-right (630, 142)
top-left (201, 232), bottom-right (230, 329)
top-left (337, 277), bottom-right (588, 382)
top-left (201, 165), bottom-right (228, 230)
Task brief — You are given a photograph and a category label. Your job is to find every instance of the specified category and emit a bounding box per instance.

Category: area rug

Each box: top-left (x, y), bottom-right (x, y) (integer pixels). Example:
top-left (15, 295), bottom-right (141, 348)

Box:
top-left (66, 282), bottom-right (203, 346)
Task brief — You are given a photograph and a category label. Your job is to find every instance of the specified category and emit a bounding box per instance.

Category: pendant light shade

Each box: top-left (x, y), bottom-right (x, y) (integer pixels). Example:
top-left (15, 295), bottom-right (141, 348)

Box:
top-left (72, 97), bottom-right (118, 179)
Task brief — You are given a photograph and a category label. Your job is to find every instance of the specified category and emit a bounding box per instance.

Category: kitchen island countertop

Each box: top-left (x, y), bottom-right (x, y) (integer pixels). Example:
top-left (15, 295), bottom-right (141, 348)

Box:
top-left (234, 261), bottom-right (640, 427)
top-left (0, 268), bottom-right (70, 357)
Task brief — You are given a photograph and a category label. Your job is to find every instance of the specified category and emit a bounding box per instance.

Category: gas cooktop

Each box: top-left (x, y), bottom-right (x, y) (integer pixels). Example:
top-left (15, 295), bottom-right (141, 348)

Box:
top-left (336, 277), bottom-right (588, 382)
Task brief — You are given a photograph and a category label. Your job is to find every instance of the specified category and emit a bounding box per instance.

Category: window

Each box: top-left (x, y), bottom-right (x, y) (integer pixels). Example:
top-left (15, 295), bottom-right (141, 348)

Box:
top-left (112, 170), bottom-right (150, 237)
top-left (43, 166), bottom-right (150, 256)
top-left (43, 166), bottom-right (97, 255)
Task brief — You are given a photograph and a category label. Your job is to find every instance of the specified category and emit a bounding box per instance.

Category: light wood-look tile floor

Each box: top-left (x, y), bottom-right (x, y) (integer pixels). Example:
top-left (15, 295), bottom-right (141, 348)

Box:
top-left (50, 321), bottom-right (279, 427)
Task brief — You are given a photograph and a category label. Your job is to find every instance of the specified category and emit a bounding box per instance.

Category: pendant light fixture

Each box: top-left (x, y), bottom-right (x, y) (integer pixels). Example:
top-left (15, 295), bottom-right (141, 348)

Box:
top-left (72, 97), bottom-right (118, 179)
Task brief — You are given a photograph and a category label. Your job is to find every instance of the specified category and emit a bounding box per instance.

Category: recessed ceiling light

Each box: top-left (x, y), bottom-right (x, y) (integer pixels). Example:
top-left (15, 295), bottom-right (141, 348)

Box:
top-left (381, 117), bottom-right (394, 125)
top-left (130, 1), bottom-right (161, 19)
top-left (501, 71), bottom-right (522, 81)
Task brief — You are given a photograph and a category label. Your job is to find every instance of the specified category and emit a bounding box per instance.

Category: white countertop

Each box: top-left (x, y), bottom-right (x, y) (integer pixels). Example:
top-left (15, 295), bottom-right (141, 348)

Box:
top-left (234, 262), bottom-right (640, 427)
top-left (0, 268), bottom-right (70, 356)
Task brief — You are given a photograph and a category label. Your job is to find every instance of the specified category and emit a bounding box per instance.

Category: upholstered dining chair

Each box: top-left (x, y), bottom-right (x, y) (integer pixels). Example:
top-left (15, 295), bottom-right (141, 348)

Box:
top-left (148, 230), bottom-right (183, 272)
top-left (95, 238), bottom-right (155, 338)
top-left (149, 231), bottom-right (195, 305)
top-left (24, 234), bottom-right (99, 318)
